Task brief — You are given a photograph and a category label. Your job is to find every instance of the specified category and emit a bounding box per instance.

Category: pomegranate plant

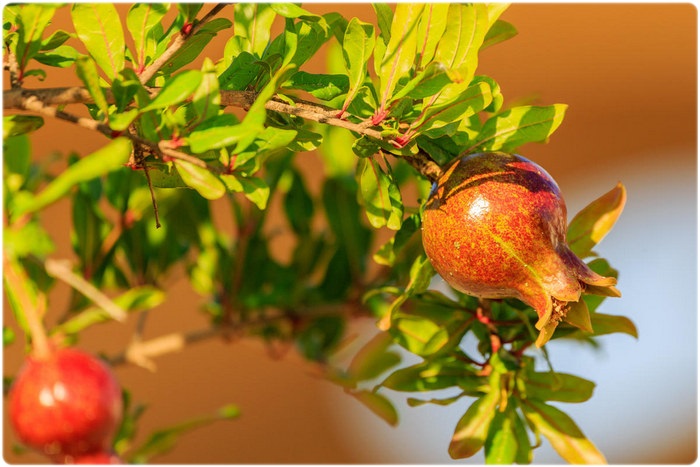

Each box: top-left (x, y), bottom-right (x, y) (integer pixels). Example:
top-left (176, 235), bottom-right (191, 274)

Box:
top-left (3, 3), bottom-right (635, 464)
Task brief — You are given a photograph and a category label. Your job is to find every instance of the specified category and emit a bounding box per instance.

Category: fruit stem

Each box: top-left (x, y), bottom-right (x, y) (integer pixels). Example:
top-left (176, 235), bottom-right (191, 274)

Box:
top-left (3, 253), bottom-right (52, 359)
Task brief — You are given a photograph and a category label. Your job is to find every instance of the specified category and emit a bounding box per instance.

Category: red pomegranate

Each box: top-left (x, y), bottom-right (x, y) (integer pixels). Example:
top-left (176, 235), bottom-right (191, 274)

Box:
top-left (421, 152), bottom-right (620, 346)
top-left (8, 348), bottom-right (123, 463)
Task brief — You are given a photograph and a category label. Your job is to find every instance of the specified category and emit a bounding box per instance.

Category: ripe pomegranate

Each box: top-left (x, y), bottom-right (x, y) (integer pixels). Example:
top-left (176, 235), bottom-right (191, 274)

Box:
top-left (8, 348), bottom-right (123, 463)
top-left (69, 451), bottom-right (123, 464)
top-left (421, 151), bottom-right (620, 346)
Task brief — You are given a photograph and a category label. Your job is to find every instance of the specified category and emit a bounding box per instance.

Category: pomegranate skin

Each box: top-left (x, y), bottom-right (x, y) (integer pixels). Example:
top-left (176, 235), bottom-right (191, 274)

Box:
top-left (422, 152), bottom-right (618, 338)
top-left (8, 348), bottom-right (123, 462)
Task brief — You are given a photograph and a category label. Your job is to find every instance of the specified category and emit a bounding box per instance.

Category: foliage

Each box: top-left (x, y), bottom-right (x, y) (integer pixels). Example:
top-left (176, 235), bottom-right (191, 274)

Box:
top-left (2, 3), bottom-right (635, 463)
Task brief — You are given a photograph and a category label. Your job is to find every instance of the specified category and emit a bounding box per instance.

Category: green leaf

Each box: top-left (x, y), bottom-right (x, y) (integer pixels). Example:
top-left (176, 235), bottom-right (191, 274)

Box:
top-left (269, 3), bottom-right (321, 22)
top-left (449, 390), bottom-right (500, 459)
top-left (218, 51), bottom-right (261, 91)
top-left (233, 3), bottom-right (277, 56)
top-left (3, 134), bottom-right (31, 191)
top-left (433, 4), bottom-right (489, 84)
top-left (376, 4), bottom-right (425, 108)
top-left (71, 3), bottom-right (125, 81)
top-left (283, 71), bottom-right (349, 101)
top-left (416, 4), bottom-right (450, 69)
top-left (282, 168), bottom-right (314, 235)
top-left (4, 326), bottom-right (16, 347)
top-left (4, 115), bottom-right (43, 139)
top-left (221, 174), bottom-right (270, 210)
top-left (356, 157), bottom-right (402, 230)
top-left (590, 313), bottom-right (638, 338)
top-left (173, 159), bottom-right (226, 200)
top-left (177, 4), bottom-right (203, 22)
top-left (351, 390), bottom-right (398, 426)
top-left (485, 407), bottom-right (519, 464)
top-left (414, 81), bottom-right (492, 137)
top-left (16, 4), bottom-right (58, 75)
top-left (340, 17), bottom-right (375, 113)
top-left (55, 287), bottom-right (166, 335)
top-left (130, 404), bottom-right (240, 464)
top-left (142, 70), bottom-right (203, 111)
top-left (469, 104), bottom-right (568, 153)
top-left (188, 122), bottom-right (259, 154)
top-left (75, 56), bottom-right (109, 117)
top-left (390, 61), bottom-right (452, 102)
top-left (525, 371), bottom-right (596, 403)
top-left (192, 58), bottom-right (220, 122)
top-left (126, 3), bottom-right (168, 70)
top-left (382, 359), bottom-right (487, 393)
top-left (371, 3), bottom-right (393, 45)
top-left (12, 138), bottom-right (133, 217)
top-left (564, 299), bottom-right (593, 333)
top-left (347, 332), bottom-right (401, 382)
top-left (482, 19), bottom-right (518, 50)
top-left (33, 45), bottom-right (81, 68)
top-left (40, 29), bottom-right (72, 51)
top-left (520, 399), bottom-right (606, 464)
top-left (567, 182), bottom-right (627, 258)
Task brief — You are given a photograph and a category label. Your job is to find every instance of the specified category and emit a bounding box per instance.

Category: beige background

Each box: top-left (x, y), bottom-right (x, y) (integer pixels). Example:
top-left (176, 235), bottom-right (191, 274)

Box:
top-left (3, 3), bottom-right (697, 463)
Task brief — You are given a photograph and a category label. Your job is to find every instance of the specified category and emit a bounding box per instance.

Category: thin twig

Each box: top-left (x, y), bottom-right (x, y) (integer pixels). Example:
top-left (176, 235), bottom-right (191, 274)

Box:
top-left (138, 3), bottom-right (227, 85)
top-left (45, 258), bottom-right (129, 322)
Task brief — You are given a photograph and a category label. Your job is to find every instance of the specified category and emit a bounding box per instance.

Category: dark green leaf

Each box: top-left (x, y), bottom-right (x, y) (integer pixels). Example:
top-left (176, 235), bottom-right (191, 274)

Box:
top-left (12, 138), bottom-right (132, 217)
top-left (282, 168), bottom-right (314, 235)
top-left (283, 71), bottom-right (349, 100)
top-left (520, 399), bottom-right (606, 464)
top-left (469, 104), bottom-right (568, 153)
top-left (3, 115), bottom-right (43, 139)
top-left (71, 3), bottom-right (125, 80)
top-left (218, 51), bottom-right (261, 91)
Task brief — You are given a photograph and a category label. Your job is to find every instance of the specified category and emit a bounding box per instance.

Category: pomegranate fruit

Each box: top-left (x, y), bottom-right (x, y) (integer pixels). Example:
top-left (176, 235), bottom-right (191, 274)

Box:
top-left (69, 451), bottom-right (123, 464)
top-left (8, 348), bottom-right (123, 463)
top-left (421, 151), bottom-right (620, 346)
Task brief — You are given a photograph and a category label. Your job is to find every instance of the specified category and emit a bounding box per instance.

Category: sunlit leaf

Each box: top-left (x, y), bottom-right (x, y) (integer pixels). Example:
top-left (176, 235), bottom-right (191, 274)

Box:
top-left (3, 115), bottom-right (43, 139)
top-left (75, 56), bottom-right (109, 117)
top-left (416, 4), bottom-right (449, 68)
top-left (567, 182), bottom-right (627, 258)
top-left (234, 3), bottom-right (277, 56)
top-left (433, 4), bottom-right (489, 84)
top-left (71, 3), bottom-right (125, 80)
top-left (449, 390), bottom-right (500, 459)
top-left (482, 19), bottom-right (518, 50)
top-left (469, 104), bottom-right (568, 153)
top-left (16, 4), bottom-right (58, 76)
top-left (221, 174), bottom-right (270, 210)
top-left (340, 18), bottom-right (375, 114)
top-left (126, 3), bottom-right (168, 70)
top-left (525, 371), bottom-right (596, 403)
top-left (590, 313), bottom-right (638, 338)
top-left (520, 399), bottom-right (606, 464)
top-left (485, 407), bottom-right (518, 464)
top-left (174, 159), bottom-right (225, 200)
top-left (347, 332), bottom-right (401, 382)
top-left (142, 70), bottom-right (203, 111)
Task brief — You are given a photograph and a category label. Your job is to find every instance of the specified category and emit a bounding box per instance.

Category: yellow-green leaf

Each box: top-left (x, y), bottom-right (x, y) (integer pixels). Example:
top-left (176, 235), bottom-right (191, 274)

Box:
top-left (71, 3), bottom-right (125, 81)
top-left (567, 182), bottom-right (627, 258)
top-left (520, 399), bottom-right (606, 464)
top-left (351, 390), bottom-right (398, 426)
top-left (173, 159), bottom-right (226, 200)
top-left (449, 390), bottom-right (500, 459)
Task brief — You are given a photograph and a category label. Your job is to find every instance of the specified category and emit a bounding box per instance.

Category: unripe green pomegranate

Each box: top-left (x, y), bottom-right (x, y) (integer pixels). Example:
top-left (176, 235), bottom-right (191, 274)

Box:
top-left (421, 151), bottom-right (619, 346)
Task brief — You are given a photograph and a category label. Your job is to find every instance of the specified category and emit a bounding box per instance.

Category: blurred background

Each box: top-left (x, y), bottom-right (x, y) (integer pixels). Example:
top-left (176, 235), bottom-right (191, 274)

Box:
top-left (3, 3), bottom-right (697, 464)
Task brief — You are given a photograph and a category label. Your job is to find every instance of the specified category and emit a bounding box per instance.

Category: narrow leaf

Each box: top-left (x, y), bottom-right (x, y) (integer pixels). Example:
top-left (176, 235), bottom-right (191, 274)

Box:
top-left (485, 408), bottom-right (518, 464)
top-left (340, 18), bottom-right (375, 113)
top-left (567, 182), bottom-right (627, 258)
top-left (348, 332), bottom-right (400, 382)
top-left (16, 4), bottom-right (58, 74)
top-left (376, 4), bottom-right (425, 107)
top-left (75, 56), bottom-right (109, 117)
top-left (234, 3), bottom-right (277, 56)
top-left (12, 138), bottom-right (132, 216)
top-left (4, 115), bottom-right (43, 139)
top-left (433, 4), bottom-right (489, 84)
top-left (71, 3), bottom-right (125, 80)
top-left (126, 3), bottom-right (168, 70)
top-left (590, 313), bottom-right (638, 338)
top-left (482, 19), bottom-right (518, 50)
top-left (416, 4), bottom-right (449, 69)
top-left (525, 371), bottom-right (596, 403)
top-left (520, 399), bottom-right (606, 464)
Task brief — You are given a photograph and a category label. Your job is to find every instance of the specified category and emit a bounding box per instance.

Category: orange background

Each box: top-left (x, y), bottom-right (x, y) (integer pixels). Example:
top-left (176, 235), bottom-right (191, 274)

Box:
top-left (3, 3), bottom-right (697, 464)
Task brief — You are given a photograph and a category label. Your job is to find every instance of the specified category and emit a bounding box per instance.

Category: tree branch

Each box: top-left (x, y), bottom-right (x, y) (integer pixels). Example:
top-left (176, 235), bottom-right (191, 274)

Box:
top-left (4, 86), bottom-right (444, 182)
top-left (138, 3), bottom-right (228, 85)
